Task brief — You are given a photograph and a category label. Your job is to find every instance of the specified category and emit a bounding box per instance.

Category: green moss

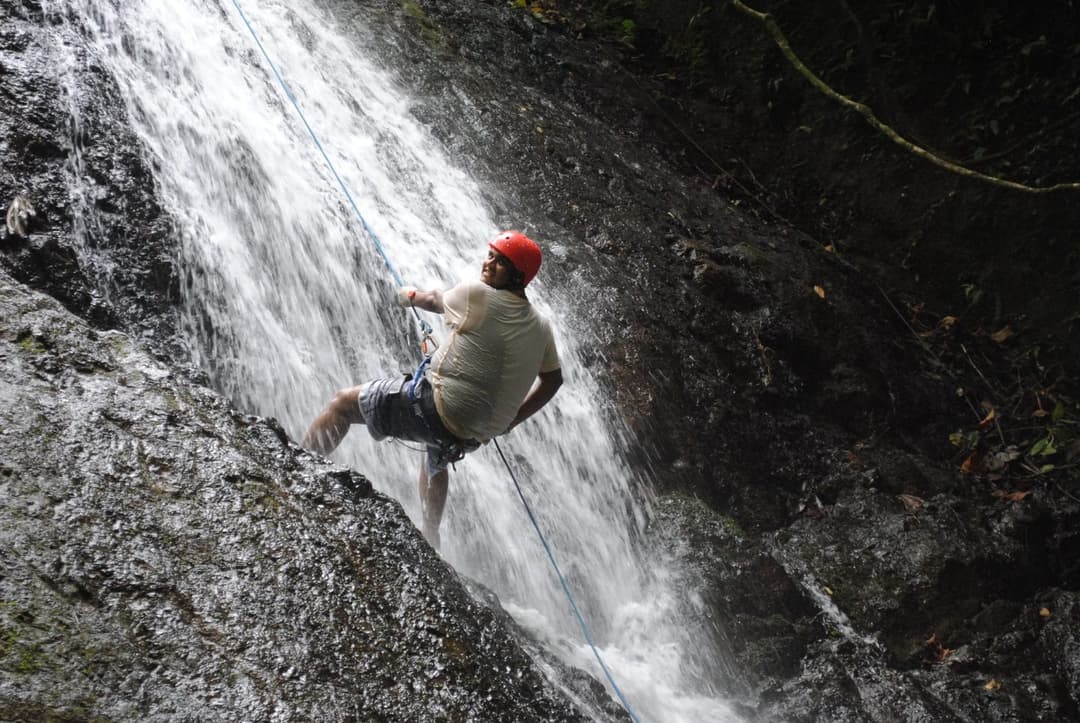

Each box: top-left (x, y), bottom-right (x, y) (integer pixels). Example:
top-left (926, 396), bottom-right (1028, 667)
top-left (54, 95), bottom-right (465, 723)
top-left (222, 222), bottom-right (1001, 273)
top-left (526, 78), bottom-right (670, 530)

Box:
top-left (660, 490), bottom-right (746, 539)
top-left (716, 513), bottom-right (745, 538)
top-left (258, 491), bottom-right (282, 512)
top-left (0, 625), bottom-right (44, 675)
top-left (16, 333), bottom-right (45, 354)
top-left (0, 697), bottom-right (100, 723)
top-left (240, 478), bottom-right (283, 513)
top-left (162, 390), bottom-right (180, 412)
top-left (15, 644), bottom-right (42, 673)
top-left (100, 331), bottom-right (128, 356)
top-left (441, 636), bottom-right (467, 659)
top-left (0, 624), bottom-right (19, 658)
top-left (401, 0), bottom-right (445, 47)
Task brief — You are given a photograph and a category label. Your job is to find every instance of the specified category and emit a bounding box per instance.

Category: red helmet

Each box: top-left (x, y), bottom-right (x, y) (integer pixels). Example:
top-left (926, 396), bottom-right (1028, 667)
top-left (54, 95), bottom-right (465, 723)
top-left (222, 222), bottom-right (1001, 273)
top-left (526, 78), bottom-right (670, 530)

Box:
top-left (488, 230), bottom-right (542, 286)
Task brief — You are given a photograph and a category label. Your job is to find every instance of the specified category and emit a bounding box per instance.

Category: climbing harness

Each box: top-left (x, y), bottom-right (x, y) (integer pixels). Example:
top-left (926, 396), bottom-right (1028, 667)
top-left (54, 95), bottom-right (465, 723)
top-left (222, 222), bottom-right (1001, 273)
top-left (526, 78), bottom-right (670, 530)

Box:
top-left (229, 3), bottom-right (640, 720)
top-left (407, 356), bottom-right (431, 402)
top-left (406, 356), bottom-right (478, 469)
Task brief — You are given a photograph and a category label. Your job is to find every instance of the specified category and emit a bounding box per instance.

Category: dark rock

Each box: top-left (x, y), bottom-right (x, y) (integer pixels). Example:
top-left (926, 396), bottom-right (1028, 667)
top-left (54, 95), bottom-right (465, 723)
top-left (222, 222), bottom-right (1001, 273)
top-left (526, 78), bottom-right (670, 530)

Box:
top-left (0, 1), bottom-right (180, 352)
top-left (0, 268), bottom-right (600, 720)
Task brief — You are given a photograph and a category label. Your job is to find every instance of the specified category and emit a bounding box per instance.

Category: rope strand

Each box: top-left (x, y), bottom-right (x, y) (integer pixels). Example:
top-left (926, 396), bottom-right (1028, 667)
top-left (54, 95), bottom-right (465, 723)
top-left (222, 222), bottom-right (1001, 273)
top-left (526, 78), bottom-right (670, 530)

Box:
top-left (230, 0), bottom-right (404, 286)
top-left (493, 438), bottom-right (642, 722)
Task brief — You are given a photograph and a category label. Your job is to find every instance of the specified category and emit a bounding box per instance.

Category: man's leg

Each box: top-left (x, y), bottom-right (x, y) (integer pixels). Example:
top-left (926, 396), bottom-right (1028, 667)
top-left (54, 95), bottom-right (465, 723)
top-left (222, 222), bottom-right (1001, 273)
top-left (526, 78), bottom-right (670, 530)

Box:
top-left (417, 453), bottom-right (449, 549)
top-left (302, 385), bottom-right (365, 454)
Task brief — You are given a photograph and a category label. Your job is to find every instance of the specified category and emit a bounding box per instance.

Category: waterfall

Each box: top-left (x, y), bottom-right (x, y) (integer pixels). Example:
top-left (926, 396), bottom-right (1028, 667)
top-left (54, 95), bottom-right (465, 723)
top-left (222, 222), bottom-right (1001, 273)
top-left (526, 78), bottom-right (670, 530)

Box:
top-left (45, 0), bottom-right (743, 719)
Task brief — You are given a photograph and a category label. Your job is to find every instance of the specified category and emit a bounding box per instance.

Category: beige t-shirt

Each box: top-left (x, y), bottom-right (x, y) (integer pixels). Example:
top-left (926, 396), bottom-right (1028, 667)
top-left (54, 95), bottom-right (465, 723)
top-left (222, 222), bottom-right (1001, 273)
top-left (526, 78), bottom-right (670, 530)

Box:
top-left (429, 280), bottom-right (560, 441)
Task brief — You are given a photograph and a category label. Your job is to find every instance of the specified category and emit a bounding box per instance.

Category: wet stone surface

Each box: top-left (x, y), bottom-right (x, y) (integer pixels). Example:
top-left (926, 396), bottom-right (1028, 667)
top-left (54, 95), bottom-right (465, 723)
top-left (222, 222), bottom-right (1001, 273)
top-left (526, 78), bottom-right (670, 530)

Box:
top-left (0, 0), bottom-right (179, 351)
top-left (0, 268), bottom-right (613, 720)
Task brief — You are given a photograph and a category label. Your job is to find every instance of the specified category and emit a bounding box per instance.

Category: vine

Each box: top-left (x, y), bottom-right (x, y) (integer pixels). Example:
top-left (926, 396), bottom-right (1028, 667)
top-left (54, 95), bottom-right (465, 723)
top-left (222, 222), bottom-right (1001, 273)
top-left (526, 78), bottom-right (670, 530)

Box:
top-left (731, 0), bottom-right (1080, 194)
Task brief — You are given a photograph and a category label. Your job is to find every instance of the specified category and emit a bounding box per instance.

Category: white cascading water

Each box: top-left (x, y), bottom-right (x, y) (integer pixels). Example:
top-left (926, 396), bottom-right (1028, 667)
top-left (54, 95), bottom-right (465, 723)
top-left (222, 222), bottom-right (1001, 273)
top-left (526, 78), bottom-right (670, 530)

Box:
top-left (46, 0), bottom-right (744, 719)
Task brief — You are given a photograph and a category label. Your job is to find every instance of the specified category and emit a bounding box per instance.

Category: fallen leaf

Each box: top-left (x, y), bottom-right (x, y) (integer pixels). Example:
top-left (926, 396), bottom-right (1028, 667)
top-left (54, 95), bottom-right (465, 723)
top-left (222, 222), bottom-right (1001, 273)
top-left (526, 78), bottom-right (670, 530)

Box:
top-left (925, 632), bottom-right (953, 663)
top-left (813, 285), bottom-right (826, 298)
top-left (824, 244), bottom-right (835, 253)
top-left (1029, 437), bottom-right (1058, 457)
top-left (960, 452), bottom-right (979, 474)
top-left (985, 679), bottom-right (1000, 691)
top-left (899, 494), bottom-right (925, 512)
top-left (977, 408), bottom-right (997, 429)
top-left (823, 586), bottom-right (833, 596)
top-left (991, 326), bottom-right (1014, 343)
top-left (992, 489), bottom-right (1032, 502)
top-left (939, 315), bottom-right (958, 329)
top-left (1039, 607), bottom-right (1052, 619)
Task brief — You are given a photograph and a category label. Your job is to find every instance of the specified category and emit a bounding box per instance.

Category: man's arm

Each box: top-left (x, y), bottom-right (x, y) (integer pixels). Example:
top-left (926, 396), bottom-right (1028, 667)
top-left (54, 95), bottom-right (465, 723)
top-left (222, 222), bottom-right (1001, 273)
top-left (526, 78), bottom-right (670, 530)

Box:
top-left (506, 368), bottom-right (563, 432)
top-left (398, 287), bottom-right (444, 313)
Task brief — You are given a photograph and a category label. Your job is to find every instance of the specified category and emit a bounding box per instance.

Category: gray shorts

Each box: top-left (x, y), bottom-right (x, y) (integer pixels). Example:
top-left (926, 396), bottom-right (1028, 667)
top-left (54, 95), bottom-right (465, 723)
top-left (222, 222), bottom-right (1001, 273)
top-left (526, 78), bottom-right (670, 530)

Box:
top-left (357, 374), bottom-right (475, 475)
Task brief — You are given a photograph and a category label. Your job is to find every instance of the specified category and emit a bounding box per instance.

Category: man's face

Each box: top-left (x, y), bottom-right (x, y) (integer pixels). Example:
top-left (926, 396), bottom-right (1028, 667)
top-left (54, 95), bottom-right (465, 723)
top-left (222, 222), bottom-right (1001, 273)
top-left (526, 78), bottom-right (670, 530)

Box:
top-left (481, 249), bottom-right (516, 289)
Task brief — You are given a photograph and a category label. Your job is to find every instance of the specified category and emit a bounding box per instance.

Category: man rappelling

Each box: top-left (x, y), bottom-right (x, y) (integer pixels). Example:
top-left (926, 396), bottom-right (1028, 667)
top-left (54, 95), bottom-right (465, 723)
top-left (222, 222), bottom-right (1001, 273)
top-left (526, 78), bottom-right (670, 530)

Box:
top-left (302, 230), bottom-right (563, 549)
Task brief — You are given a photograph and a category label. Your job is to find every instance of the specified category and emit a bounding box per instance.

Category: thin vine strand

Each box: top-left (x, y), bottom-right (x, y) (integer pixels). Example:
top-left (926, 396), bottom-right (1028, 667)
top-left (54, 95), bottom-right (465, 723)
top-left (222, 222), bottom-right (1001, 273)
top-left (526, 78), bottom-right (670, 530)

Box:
top-left (731, 0), bottom-right (1080, 194)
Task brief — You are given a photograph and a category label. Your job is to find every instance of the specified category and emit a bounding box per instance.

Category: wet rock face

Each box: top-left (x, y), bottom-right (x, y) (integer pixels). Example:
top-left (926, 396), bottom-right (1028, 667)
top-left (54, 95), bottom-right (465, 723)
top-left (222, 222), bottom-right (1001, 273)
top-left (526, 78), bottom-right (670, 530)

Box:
top-left (0, 268), bottom-right (601, 721)
top-left (648, 496), bottom-right (819, 699)
top-left (0, 0), bottom-right (179, 349)
top-left (766, 471), bottom-right (1080, 720)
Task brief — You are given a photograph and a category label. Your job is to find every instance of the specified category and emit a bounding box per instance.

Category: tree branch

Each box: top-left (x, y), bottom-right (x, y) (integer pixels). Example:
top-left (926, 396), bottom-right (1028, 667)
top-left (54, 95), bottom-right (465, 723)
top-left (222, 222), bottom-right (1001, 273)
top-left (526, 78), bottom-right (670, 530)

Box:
top-left (731, 0), bottom-right (1080, 194)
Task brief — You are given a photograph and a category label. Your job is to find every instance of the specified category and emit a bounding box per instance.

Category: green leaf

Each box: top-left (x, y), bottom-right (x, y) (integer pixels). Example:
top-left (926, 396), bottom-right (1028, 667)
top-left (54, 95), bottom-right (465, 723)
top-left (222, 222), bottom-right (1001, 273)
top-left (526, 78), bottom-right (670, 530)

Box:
top-left (1029, 438), bottom-right (1049, 456)
top-left (1052, 402), bottom-right (1065, 423)
top-left (1040, 464), bottom-right (1056, 473)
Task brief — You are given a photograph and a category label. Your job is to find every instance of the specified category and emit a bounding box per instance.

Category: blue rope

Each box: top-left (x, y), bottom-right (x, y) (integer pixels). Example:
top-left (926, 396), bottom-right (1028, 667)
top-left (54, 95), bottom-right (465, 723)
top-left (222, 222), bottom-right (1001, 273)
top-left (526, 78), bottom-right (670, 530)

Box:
top-left (493, 439), bottom-right (643, 723)
top-left (230, 2), bottom-right (640, 719)
top-left (229, 0), bottom-right (403, 288)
